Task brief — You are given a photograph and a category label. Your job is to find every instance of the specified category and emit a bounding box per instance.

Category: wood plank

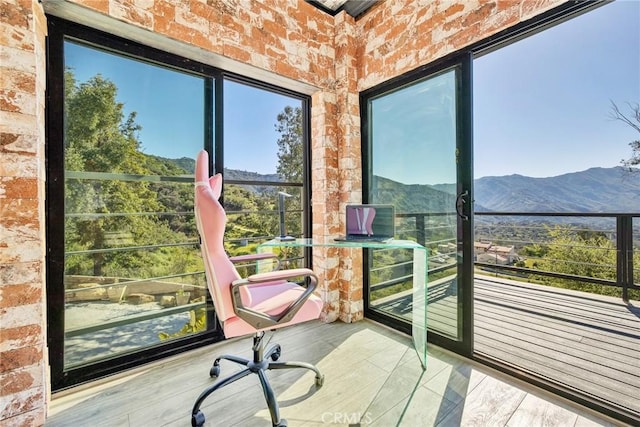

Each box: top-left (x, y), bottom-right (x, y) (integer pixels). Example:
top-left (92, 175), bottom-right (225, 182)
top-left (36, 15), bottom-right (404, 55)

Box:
top-left (475, 314), bottom-right (640, 382)
top-left (476, 278), bottom-right (640, 325)
top-left (47, 320), bottom-right (621, 427)
top-left (475, 274), bottom-right (638, 309)
top-left (436, 375), bottom-right (527, 427)
top-left (507, 393), bottom-right (579, 427)
top-left (476, 301), bottom-right (640, 360)
top-left (476, 301), bottom-right (640, 365)
top-left (476, 285), bottom-right (640, 349)
top-left (475, 328), bottom-right (639, 413)
top-left (475, 285), bottom-right (640, 335)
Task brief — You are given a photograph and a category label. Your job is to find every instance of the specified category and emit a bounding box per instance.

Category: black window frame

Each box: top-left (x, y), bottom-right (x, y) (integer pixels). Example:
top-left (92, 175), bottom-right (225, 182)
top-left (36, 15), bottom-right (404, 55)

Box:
top-left (46, 16), bottom-right (312, 391)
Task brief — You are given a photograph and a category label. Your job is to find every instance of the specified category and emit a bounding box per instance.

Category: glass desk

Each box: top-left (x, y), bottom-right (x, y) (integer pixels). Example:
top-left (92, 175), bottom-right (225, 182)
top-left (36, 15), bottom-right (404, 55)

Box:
top-left (258, 237), bottom-right (428, 369)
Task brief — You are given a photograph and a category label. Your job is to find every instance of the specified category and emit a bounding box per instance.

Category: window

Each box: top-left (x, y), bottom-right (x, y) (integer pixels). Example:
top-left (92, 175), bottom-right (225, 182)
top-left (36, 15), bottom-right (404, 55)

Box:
top-left (221, 79), bottom-right (309, 267)
top-left (46, 19), bottom-right (310, 389)
top-left (471, 1), bottom-right (640, 418)
top-left (363, 65), bottom-right (470, 346)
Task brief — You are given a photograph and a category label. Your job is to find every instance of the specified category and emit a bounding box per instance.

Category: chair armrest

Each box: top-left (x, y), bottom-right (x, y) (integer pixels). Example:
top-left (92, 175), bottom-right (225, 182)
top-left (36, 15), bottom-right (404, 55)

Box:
top-left (230, 269), bottom-right (318, 330)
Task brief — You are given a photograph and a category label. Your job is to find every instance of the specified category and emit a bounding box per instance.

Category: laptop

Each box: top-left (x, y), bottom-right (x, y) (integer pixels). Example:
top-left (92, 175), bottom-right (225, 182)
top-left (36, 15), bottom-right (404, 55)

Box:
top-left (334, 204), bottom-right (395, 243)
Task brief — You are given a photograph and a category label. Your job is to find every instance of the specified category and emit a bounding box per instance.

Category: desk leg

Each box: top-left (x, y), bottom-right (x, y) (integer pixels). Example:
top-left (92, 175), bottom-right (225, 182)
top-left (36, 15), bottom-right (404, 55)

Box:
top-left (412, 248), bottom-right (428, 369)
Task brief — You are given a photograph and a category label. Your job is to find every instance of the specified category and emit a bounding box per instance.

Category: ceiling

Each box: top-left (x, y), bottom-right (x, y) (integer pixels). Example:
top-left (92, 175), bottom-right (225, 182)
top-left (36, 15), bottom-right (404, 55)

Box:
top-left (308, 0), bottom-right (379, 18)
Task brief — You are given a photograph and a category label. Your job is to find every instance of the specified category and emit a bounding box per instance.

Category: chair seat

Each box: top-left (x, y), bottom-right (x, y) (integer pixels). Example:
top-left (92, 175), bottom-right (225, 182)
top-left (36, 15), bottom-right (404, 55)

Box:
top-left (224, 281), bottom-right (323, 338)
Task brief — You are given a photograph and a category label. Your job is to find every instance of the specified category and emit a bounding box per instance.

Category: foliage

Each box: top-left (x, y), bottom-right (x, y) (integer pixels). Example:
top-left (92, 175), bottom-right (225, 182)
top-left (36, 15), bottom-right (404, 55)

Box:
top-left (158, 308), bottom-right (207, 340)
top-left (275, 106), bottom-right (303, 183)
top-left (63, 69), bottom-right (200, 278)
top-left (513, 224), bottom-right (628, 297)
top-left (536, 226), bottom-right (616, 281)
top-left (273, 105), bottom-right (304, 238)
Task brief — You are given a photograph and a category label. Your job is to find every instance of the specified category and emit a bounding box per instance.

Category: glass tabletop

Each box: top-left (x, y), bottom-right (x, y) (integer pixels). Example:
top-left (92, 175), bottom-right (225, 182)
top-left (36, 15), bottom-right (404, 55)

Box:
top-left (259, 237), bottom-right (426, 250)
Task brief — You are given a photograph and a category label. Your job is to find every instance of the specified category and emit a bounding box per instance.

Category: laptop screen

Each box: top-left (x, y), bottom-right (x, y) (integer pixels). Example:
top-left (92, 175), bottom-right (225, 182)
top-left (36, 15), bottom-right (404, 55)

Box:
top-left (345, 204), bottom-right (395, 238)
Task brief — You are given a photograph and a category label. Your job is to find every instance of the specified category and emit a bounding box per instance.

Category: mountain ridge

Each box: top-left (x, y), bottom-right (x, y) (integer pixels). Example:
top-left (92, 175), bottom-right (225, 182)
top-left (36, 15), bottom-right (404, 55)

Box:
top-left (474, 166), bottom-right (640, 213)
top-left (161, 154), bottom-right (640, 213)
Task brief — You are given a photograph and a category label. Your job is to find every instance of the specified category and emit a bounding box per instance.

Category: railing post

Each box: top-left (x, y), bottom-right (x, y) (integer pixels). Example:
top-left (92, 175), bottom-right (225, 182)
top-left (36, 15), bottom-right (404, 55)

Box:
top-left (617, 215), bottom-right (632, 302)
top-left (416, 214), bottom-right (426, 247)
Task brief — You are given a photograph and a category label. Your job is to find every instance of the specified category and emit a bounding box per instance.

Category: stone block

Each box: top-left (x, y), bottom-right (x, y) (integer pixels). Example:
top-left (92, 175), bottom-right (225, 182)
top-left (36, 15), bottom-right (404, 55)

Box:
top-left (126, 293), bottom-right (155, 305)
top-left (160, 295), bottom-right (176, 307)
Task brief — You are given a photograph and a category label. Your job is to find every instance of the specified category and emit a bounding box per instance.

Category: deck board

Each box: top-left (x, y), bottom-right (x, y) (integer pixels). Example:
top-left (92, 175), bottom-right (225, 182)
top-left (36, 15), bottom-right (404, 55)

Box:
top-left (474, 275), bottom-right (640, 418)
top-left (370, 274), bottom-right (640, 420)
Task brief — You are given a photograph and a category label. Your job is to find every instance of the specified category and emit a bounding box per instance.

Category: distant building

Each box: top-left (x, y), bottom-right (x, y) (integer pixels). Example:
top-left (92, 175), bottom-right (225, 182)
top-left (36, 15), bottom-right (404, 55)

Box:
top-left (474, 241), bottom-right (517, 265)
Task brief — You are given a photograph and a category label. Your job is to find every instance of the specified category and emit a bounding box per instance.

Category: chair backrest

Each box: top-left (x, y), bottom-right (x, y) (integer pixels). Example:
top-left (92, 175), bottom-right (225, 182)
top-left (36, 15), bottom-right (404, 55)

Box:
top-left (194, 150), bottom-right (241, 322)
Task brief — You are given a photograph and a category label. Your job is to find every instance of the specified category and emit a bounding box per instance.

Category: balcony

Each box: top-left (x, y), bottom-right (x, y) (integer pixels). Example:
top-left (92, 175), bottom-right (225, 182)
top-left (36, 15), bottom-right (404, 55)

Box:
top-left (46, 319), bottom-right (618, 426)
top-left (473, 275), bottom-right (640, 418)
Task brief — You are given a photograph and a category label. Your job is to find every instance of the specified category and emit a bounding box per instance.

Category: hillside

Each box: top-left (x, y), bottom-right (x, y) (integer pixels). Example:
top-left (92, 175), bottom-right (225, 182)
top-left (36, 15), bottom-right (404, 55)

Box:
top-left (163, 154), bottom-right (640, 214)
top-left (474, 167), bottom-right (640, 213)
top-left (372, 167), bottom-right (640, 214)
top-left (156, 155), bottom-right (280, 184)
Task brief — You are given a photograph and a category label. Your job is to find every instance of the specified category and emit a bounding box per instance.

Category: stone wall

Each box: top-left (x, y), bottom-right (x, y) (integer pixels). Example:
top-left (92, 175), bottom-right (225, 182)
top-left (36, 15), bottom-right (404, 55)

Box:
top-left (0, 0), bottom-right (566, 424)
top-left (1, 0), bottom-right (48, 425)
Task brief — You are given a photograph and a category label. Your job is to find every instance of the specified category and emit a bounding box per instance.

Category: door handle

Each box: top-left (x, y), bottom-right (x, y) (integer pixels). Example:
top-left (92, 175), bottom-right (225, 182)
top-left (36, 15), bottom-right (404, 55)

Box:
top-left (456, 190), bottom-right (469, 221)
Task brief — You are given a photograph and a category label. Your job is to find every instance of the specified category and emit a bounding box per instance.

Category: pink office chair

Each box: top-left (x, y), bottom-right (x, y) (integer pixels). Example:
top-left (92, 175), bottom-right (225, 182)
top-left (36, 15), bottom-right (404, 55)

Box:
top-left (191, 150), bottom-right (324, 427)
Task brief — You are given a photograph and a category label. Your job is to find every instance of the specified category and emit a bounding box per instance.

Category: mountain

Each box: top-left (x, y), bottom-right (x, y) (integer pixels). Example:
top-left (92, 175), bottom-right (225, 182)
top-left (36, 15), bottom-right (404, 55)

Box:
top-left (155, 155), bottom-right (280, 184)
top-left (163, 153), bottom-right (639, 214)
top-left (370, 167), bottom-right (640, 215)
top-left (371, 175), bottom-right (458, 214)
top-left (474, 167), bottom-right (640, 213)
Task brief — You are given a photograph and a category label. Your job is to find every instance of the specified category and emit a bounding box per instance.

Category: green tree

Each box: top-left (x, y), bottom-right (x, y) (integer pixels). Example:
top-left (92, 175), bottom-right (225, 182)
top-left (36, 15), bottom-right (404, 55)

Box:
top-left (274, 106), bottom-right (304, 239)
top-left (536, 226), bottom-right (616, 293)
top-left (64, 70), bottom-right (184, 277)
top-left (275, 106), bottom-right (303, 182)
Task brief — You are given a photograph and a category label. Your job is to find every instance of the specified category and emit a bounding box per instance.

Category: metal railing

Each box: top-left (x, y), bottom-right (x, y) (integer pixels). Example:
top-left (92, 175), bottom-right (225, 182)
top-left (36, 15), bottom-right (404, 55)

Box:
top-left (63, 205), bottom-right (640, 361)
top-left (392, 211), bottom-right (639, 301)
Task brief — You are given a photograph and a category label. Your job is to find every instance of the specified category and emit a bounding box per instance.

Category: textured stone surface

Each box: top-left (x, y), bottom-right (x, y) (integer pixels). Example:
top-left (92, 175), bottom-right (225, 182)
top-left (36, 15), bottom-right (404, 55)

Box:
top-left (1, 0), bottom-right (47, 425)
top-left (1, 1), bottom-right (566, 424)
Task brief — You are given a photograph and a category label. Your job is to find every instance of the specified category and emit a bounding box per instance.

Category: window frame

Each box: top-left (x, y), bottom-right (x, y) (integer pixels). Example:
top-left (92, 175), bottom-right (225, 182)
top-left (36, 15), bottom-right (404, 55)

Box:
top-left (46, 17), bottom-right (312, 391)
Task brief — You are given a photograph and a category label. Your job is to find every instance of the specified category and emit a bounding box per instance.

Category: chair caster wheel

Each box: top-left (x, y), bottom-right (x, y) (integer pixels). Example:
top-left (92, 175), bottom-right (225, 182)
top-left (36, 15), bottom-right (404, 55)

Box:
top-left (270, 344), bottom-right (282, 361)
top-left (315, 374), bottom-right (325, 387)
top-left (210, 363), bottom-right (220, 378)
top-left (191, 410), bottom-right (205, 427)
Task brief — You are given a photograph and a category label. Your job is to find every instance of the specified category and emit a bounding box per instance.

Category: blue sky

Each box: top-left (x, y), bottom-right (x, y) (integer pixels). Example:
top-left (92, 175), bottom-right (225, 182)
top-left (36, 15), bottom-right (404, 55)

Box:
top-left (65, 1), bottom-right (639, 181)
top-left (65, 46), bottom-right (296, 174)
top-left (473, 0), bottom-right (639, 179)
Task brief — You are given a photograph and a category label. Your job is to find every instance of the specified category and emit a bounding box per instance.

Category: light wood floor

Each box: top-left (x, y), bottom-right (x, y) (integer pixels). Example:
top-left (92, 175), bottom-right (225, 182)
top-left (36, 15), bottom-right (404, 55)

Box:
top-left (46, 320), bottom-right (624, 426)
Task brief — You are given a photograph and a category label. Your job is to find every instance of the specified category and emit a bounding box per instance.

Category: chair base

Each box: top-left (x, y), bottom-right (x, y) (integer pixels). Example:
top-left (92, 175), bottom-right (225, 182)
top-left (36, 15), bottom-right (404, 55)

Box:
top-left (191, 332), bottom-right (324, 427)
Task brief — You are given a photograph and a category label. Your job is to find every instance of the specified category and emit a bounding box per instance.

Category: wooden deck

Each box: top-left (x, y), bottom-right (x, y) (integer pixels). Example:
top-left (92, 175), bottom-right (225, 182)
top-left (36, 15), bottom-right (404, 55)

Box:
top-left (474, 275), bottom-right (640, 420)
top-left (46, 320), bottom-right (619, 427)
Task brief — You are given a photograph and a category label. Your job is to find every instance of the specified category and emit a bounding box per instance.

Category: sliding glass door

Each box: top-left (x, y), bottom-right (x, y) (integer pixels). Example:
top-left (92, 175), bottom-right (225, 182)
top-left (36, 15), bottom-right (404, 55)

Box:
top-left (47, 19), bottom-right (312, 390)
top-left (45, 28), bottom-right (219, 390)
top-left (363, 56), bottom-right (473, 354)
